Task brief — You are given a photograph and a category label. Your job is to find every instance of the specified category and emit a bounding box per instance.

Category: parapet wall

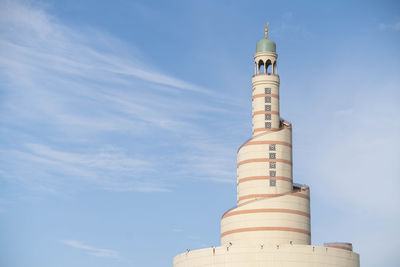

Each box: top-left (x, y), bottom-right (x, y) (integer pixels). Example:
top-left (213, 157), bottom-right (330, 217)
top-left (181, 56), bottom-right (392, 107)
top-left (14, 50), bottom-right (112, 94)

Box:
top-left (174, 244), bottom-right (359, 267)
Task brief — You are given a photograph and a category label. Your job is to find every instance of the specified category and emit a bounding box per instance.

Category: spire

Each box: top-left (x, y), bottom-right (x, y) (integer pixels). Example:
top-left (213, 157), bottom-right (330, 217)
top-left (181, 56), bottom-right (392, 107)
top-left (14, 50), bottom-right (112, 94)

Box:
top-left (257, 21), bottom-right (276, 53)
top-left (264, 21), bottom-right (269, 39)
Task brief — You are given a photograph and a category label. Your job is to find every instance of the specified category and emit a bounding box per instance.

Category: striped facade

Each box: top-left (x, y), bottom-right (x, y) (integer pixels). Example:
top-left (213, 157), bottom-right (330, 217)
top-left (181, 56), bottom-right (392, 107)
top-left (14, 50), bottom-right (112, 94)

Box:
top-left (173, 26), bottom-right (359, 267)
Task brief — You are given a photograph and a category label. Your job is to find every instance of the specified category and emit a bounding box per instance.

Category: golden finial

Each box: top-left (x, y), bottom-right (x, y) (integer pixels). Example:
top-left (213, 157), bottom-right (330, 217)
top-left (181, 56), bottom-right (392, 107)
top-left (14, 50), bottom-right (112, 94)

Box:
top-left (264, 21), bottom-right (269, 39)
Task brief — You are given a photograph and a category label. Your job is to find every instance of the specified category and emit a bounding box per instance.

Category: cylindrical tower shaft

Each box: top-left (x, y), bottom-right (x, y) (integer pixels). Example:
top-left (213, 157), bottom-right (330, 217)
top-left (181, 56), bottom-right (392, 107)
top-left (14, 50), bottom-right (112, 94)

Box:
top-left (252, 52), bottom-right (280, 135)
top-left (220, 27), bottom-right (310, 247)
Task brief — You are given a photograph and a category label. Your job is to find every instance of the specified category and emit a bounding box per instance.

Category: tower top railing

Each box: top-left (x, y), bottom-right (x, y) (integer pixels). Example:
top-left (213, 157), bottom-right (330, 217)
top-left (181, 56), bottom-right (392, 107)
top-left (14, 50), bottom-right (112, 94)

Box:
top-left (252, 73), bottom-right (279, 78)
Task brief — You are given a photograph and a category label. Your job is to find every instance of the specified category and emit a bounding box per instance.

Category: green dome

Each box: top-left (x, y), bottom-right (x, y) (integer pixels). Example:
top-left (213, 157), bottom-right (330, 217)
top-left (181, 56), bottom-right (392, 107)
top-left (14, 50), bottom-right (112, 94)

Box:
top-left (256, 38), bottom-right (276, 53)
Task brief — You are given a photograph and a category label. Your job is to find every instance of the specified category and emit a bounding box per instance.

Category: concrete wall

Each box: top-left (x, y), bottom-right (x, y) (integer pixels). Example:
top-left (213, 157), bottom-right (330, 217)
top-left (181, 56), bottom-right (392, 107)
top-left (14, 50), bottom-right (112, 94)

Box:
top-left (237, 127), bottom-right (293, 204)
top-left (221, 186), bottom-right (310, 246)
top-left (174, 245), bottom-right (360, 267)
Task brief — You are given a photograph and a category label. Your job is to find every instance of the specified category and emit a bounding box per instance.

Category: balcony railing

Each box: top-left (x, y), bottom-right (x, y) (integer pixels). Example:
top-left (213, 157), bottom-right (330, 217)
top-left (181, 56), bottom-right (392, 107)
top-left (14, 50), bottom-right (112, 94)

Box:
top-left (252, 73), bottom-right (279, 78)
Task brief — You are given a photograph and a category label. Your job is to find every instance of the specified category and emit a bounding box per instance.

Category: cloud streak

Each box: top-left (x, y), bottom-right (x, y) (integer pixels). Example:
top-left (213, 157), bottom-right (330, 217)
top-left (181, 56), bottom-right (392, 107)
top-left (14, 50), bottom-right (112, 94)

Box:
top-left (379, 21), bottom-right (400, 31)
top-left (0, 0), bottom-right (240, 194)
top-left (291, 63), bottom-right (400, 218)
top-left (1, 143), bottom-right (171, 193)
top-left (61, 240), bottom-right (120, 259)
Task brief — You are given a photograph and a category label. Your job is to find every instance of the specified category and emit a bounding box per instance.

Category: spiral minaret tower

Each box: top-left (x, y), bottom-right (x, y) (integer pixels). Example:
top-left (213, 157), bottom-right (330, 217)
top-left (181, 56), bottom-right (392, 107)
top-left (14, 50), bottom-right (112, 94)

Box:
top-left (173, 23), bottom-right (360, 267)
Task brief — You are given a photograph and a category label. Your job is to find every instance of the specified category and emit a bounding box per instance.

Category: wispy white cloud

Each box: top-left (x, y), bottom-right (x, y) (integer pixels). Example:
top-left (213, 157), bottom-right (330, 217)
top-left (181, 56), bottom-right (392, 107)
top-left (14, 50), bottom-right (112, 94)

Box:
top-left (0, 0), bottom-right (220, 134)
top-left (0, 0), bottom-right (214, 95)
top-left (180, 141), bottom-right (236, 183)
top-left (270, 11), bottom-right (314, 41)
top-left (61, 239), bottom-right (120, 259)
top-left (379, 21), bottom-right (400, 31)
top-left (314, 99), bottom-right (400, 216)
top-left (25, 143), bottom-right (150, 171)
top-left (0, 198), bottom-right (10, 213)
top-left (292, 64), bottom-right (400, 219)
top-left (282, 11), bottom-right (293, 19)
top-left (0, 0), bottom-right (239, 194)
top-left (2, 143), bottom-right (170, 193)
top-left (287, 55), bottom-right (400, 267)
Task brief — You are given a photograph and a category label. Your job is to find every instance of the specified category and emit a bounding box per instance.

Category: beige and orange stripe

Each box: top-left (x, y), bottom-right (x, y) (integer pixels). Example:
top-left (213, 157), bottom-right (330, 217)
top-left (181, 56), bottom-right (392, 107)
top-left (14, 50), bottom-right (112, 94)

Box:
top-left (251, 127), bottom-right (286, 139)
top-left (238, 192), bottom-right (309, 202)
top-left (238, 176), bottom-right (291, 184)
top-left (240, 140), bottom-right (292, 148)
top-left (253, 128), bottom-right (280, 133)
top-left (252, 111), bottom-right (279, 117)
top-left (252, 94), bottom-right (279, 100)
top-left (221, 226), bottom-right (311, 238)
top-left (237, 129), bottom-right (289, 151)
top-left (252, 86), bottom-right (279, 92)
top-left (222, 208), bottom-right (310, 219)
top-left (237, 158), bottom-right (292, 167)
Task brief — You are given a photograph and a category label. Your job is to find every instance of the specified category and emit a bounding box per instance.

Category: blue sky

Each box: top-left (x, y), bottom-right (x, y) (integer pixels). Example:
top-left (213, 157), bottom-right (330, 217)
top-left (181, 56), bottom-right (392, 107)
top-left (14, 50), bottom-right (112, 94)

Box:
top-left (0, 0), bottom-right (399, 266)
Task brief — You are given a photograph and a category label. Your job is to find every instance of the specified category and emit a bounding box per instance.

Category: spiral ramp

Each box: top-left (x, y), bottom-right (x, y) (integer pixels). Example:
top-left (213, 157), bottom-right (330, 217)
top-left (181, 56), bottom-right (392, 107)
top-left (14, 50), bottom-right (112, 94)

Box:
top-left (173, 25), bottom-right (359, 267)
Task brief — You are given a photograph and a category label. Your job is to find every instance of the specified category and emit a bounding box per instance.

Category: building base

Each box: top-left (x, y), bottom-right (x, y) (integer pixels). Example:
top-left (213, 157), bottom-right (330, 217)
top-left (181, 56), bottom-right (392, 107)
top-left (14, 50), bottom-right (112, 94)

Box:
top-left (174, 244), bottom-right (359, 267)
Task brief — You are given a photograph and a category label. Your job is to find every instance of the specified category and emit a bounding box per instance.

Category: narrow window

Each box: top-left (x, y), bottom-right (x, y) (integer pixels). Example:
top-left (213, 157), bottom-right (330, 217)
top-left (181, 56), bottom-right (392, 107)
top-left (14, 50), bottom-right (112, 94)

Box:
top-left (270, 180), bottom-right (276, 186)
top-left (265, 105), bottom-right (271, 112)
top-left (265, 114), bottom-right (271, 120)
top-left (265, 96), bottom-right (271, 103)
top-left (270, 171), bottom-right (276, 177)
top-left (265, 122), bottom-right (271, 129)
top-left (269, 153), bottom-right (276, 160)
top-left (265, 88), bottom-right (271, 94)
top-left (269, 162), bottom-right (276, 169)
top-left (269, 144), bottom-right (276, 151)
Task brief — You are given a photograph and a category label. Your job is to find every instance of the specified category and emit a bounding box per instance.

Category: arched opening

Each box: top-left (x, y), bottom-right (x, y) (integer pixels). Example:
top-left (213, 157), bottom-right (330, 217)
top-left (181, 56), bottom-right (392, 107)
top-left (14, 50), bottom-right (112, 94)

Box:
top-left (273, 61), bottom-right (277, 74)
top-left (258, 60), bottom-right (265, 74)
top-left (265, 59), bottom-right (272, 74)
